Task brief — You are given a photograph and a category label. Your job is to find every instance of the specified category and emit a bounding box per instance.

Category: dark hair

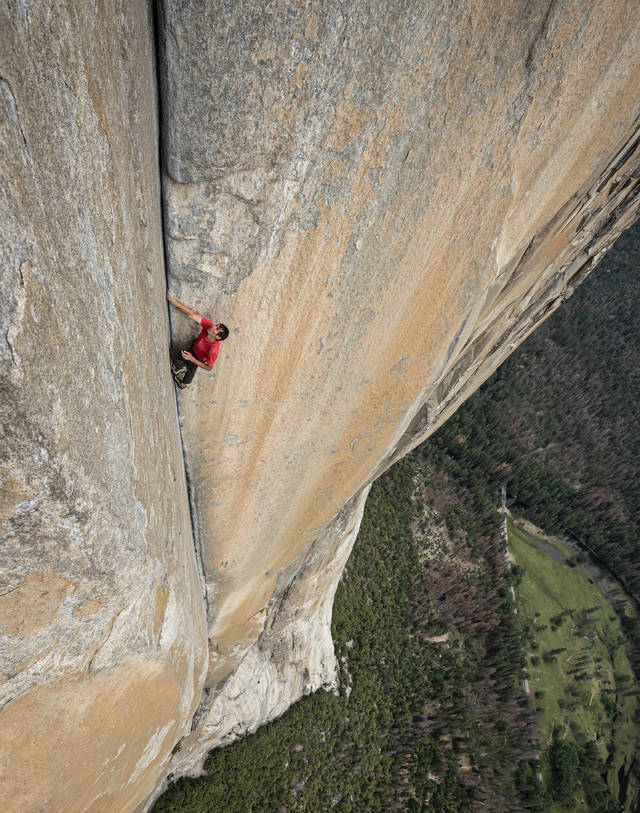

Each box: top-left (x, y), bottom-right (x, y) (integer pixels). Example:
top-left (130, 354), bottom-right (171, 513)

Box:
top-left (217, 323), bottom-right (229, 341)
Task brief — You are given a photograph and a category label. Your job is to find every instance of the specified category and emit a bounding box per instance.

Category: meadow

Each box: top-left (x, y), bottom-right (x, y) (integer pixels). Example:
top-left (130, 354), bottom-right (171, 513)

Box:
top-left (509, 518), bottom-right (639, 812)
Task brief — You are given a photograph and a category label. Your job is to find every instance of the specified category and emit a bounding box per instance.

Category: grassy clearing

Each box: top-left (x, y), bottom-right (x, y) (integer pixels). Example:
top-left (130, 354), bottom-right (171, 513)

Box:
top-left (508, 518), bottom-right (640, 812)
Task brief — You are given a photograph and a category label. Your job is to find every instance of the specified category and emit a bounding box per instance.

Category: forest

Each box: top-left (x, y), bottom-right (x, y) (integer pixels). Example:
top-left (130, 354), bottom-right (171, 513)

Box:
top-left (429, 221), bottom-right (640, 675)
top-left (417, 220), bottom-right (640, 809)
top-left (155, 456), bottom-right (542, 812)
top-left (155, 222), bottom-right (640, 811)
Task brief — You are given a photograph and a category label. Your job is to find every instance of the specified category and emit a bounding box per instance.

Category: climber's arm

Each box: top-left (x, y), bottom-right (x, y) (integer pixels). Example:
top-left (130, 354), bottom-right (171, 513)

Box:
top-left (181, 350), bottom-right (214, 372)
top-left (167, 291), bottom-right (205, 324)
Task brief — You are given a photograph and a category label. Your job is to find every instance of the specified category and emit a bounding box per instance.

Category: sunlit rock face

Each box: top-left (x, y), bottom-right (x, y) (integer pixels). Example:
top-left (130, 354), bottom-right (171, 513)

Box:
top-left (0, 2), bottom-right (207, 810)
top-left (1, 0), bottom-right (640, 809)
top-left (159, 485), bottom-right (371, 787)
top-left (157, 0), bottom-right (640, 778)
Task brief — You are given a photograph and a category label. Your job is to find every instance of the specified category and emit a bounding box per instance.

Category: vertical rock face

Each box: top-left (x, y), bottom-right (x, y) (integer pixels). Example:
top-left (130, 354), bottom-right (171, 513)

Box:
top-left (157, 0), bottom-right (640, 773)
top-left (0, 2), bottom-right (207, 810)
top-left (1, 0), bottom-right (640, 809)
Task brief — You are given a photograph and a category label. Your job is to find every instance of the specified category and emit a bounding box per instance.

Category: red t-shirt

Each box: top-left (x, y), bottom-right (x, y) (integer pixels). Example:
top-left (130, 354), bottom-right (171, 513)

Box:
top-left (191, 318), bottom-right (219, 367)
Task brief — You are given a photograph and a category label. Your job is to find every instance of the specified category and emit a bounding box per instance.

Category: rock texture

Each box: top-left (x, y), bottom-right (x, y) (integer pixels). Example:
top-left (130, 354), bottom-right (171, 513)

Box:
top-left (0, 2), bottom-right (206, 810)
top-left (167, 486), bottom-right (370, 781)
top-left (2, 0), bottom-right (640, 810)
top-left (157, 0), bottom-right (640, 780)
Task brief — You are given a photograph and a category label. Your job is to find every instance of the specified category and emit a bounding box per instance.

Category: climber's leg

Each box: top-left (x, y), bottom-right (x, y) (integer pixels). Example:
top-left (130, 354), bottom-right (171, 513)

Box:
top-left (170, 345), bottom-right (186, 373)
top-left (179, 360), bottom-right (198, 387)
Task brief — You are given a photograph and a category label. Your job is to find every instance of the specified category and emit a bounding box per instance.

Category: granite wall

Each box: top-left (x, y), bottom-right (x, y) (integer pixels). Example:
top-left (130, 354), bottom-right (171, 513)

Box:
top-left (1, 0), bottom-right (640, 809)
top-left (156, 0), bottom-right (640, 779)
top-left (0, 2), bottom-right (207, 810)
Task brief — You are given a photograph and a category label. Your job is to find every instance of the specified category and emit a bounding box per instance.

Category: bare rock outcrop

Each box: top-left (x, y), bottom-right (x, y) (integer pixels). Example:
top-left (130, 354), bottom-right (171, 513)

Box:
top-left (0, 3), bottom-right (206, 810)
top-left (156, 0), bottom-right (640, 779)
top-left (167, 486), bottom-right (371, 782)
top-left (1, 0), bottom-right (640, 810)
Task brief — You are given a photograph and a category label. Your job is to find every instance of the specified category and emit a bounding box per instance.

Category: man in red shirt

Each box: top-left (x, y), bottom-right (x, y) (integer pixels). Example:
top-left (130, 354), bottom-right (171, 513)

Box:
top-left (167, 292), bottom-right (229, 388)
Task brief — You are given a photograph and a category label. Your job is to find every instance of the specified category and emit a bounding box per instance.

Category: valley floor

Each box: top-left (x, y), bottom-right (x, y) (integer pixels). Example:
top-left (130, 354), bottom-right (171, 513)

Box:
top-left (508, 517), bottom-right (640, 812)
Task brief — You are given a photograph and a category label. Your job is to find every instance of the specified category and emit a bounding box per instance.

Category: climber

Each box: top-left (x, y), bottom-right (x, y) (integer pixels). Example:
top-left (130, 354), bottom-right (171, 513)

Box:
top-left (167, 291), bottom-right (229, 388)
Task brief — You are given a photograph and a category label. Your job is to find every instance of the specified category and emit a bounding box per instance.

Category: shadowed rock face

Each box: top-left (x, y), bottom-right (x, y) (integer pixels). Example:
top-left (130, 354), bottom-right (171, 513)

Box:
top-left (0, 2), bottom-right (207, 810)
top-left (156, 0), bottom-right (640, 779)
top-left (1, 0), bottom-right (640, 809)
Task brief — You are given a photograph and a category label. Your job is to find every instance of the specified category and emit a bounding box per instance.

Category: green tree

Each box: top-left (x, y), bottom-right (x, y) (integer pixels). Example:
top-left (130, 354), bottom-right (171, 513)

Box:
top-left (549, 740), bottom-right (580, 804)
